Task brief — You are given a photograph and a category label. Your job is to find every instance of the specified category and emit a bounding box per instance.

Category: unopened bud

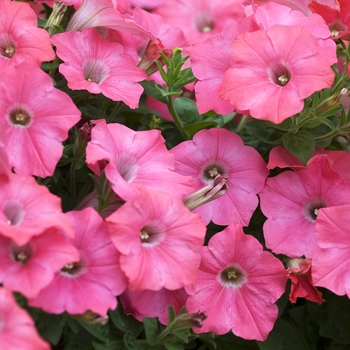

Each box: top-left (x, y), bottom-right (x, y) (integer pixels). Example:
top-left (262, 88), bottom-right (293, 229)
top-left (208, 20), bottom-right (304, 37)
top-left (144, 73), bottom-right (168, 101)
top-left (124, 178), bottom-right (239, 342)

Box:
top-left (171, 311), bottom-right (207, 330)
top-left (76, 310), bottom-right (109, 325)
top-left (315, 88), bottom-right (350, 116)
top-left (45, 0), bottom-right (67, 36)
top-left (183, 174), bottom-right (228, 211)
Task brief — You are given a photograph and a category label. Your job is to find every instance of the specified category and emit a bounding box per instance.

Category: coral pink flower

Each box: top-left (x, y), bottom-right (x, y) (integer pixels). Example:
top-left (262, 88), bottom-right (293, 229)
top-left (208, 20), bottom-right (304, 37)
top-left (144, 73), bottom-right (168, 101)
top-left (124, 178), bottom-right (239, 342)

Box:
top-left (309, 0), bottom-right (350, 40)
top-left (86, 120), bottom-right (196, 201)
top-left (0, 0), bottom-right (54, 69)
top-left (120, 287), bottom-right (188, 325)
top-left (287, 258), bottom-right (323, 304)
top-left (154, 0), bottom-right (248, 45)
top-left (0, 228), bottom-right (79, 299)
top-left (0, 129), bottom-right (10, 176)
top-left (29, 207), bottom-right (127, 316)
top-left (0, 173), bottom-right (73, 246)
top-left (186, 224), bottom-right (287, 340)
top-left (259, 155), bottom-right (350, 258)
top-left (171, 128), bottom-right (268, 226)
top-left (312, 205), bottom-right (350, 297)
top-left (0, 287), bottom-right (50, 350)
top-left (0, 62), bottom-right (81, 177)
top-left (51, 28), bottom-right (147, 109)
top-left (106, 185), bottom-right (206, 291)
top-left (220, 25), bottom-right (335, 124)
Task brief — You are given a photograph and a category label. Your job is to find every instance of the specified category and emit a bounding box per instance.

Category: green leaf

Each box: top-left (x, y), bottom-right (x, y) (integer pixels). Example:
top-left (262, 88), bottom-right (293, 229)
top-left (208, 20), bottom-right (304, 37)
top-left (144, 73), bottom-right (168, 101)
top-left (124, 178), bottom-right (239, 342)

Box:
top-left (143, 317), bottom-right (160, 345)
top-left (168, 307), bottom-right (176, 324)
top-left (173, 97), bottom-right (201, 125)
top-left (33, 311), bottom-right (63, 345)
top-left (182, 121), bottom-right (221, 139)
top-left (76, 319), bottom-right (110, 342)
top-left (139, 80), bottom-right (167, 103)
top-left (282, 130), bottom-right (315, 165)
top-left (257, 318), bottom-right (309, 350)
top-left (214, 332), bottom-right (258, 350)
top-left (109, 304), bottom-right (143, 337)
top-left (164, 341), bottom-right (185, 350)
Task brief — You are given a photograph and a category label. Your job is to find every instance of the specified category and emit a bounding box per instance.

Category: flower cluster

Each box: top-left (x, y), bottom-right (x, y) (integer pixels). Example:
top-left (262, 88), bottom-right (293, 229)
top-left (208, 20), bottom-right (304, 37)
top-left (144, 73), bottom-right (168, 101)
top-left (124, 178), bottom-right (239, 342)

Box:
top-left (1, 0), bottom-right (350, 349)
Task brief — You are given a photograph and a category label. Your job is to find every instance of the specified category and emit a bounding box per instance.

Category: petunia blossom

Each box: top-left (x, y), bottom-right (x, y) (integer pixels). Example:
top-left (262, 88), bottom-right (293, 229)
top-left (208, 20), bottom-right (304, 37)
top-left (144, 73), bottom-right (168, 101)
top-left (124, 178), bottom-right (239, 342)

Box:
top-left (219, 25), bottom-right (335, 124)
top-left (171, 128), bottom-right (268, 226)
top-left (0, 173), bottom-right (73, 245)
top-left (0, 228), bottom-right (79, 299)
top-left (106, 185), bottom-right (206, 291)
top-left (0, 62), bottom-right (81, 177)
top-left (51, 28), bottom-right (147, 109)
top-left (259, 155), bottom-right (350, 258)
top-left (0, 0), bottom-right (54, 70)
top-left (0, 287), bottom-right (50, 350)
top-left (29, 207), bottom-right (127, 316)
top-left (86, 120), bottom-right (196, 201)
top-left (186, 223), bottom-right (287, 341)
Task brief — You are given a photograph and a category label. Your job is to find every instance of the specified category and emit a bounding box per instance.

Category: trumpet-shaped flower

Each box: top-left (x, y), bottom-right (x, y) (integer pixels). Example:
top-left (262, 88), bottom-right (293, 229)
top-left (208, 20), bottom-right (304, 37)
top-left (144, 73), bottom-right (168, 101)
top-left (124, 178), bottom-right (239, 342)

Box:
top-left (29, 208), bottom-right (127, 316)
top-left (51, 28), bottom-right (147, 109)
top-left (171, 128), bottom-right (268, 226)
top-left (0, 62), bottom-right (81, 177)
top-left (220, 25), bottom-right (334, 123)
top-left (0, 0), bottom-right (54, 69)
top-left (106, 185), bottom-right (206, 291)
top-left (86, 120), bottom-right (196, 201)
top-left (186, 224), bottom-right (287, 340)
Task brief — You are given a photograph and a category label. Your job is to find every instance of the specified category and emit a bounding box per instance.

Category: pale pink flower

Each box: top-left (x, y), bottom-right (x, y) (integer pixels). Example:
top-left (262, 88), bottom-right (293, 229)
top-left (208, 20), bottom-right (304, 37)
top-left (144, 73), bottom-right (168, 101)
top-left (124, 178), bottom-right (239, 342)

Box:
top-left (287, 258), bottom-right (323, 304)
top-left (0, 287), bottom-right (50, 350)
top-left (259, 155), bottom-right (350, 257)
top-left (106, 185), bottom-right (206, 291)
top-left (52, 28), bottom-right (147, 108)
top-left (254, 0), bottom-right (312, 14)
top-left (86, 120), bottom-right (196, 201)
top-left (0, 0), bottom-right (54, 69)
top-left (186, 224), bottom-right (287, 340)
top-left (29, 207), bottom-right (127, 316)
top-left (171, 128), bottom-right (268, 226)
top-left (0, 228), bottom-right (79, 299)
top-left (66, 0), bottom-right (155, 40)
top-left (312, 205), bottom-right (350, 297)
top-left (220, 25), bottom-right (335, 123)
top-left (120, 287), bottom-right (188, 325)
top-left (0, 62), bottom-right (81, 177)
top-left (0, 173), bottom-right (73, 246)
top-left (154, 0), bottom-right (248, 45)
top-left (0, 128), bottom-right (10, 176)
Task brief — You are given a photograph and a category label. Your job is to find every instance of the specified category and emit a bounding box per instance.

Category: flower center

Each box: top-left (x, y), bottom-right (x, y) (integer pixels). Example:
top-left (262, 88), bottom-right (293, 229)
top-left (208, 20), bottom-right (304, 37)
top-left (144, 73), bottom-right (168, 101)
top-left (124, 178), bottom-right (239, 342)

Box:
top-left (193, 11), bottom-right (214, 33)
top-left (61, 260), bottom-right (84, 277)
top-left (0, 34), bottom-right (16, 59)
top-left (140, 224), bottom-right (164, 247)
top-left (268, 63), bottom-right (291, 87)
top-left (219, 265), bottom-right (247, 288)
top-left (3, 200), bottom-right (25, 226)
top-left (11, 243), bottom-right (33, 264)
top-left (7, 107), bottom-right (32, 127)
top-left (83, 58), bottom-right (110, 84)
top-left (304, 199), bottom-right (327, 222)
top-left (202, 163), bottom-right (226, 185)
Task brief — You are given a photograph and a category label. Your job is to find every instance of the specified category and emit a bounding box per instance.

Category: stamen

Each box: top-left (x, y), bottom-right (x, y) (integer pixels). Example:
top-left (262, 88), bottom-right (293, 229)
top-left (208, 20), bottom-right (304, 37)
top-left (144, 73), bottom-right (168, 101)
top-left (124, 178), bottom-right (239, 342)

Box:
top-left (278, 74), bottom-right (289, 86)
top-left (140, 230), bottom-right (149, 241)
top-left (331, 30), bottom-right (339, 37)
top-left (208, 167), bottom-right (219, 178)
top-left (314, 208), bottom-right (319, 216)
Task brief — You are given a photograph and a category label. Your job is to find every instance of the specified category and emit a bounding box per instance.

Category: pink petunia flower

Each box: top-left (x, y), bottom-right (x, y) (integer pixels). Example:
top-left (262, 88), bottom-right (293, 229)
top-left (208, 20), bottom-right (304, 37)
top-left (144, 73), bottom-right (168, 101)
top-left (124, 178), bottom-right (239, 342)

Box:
top-left (287, 258), bottom-right (323, 304)
top-left (219, 25), bottom-right (335, 123)
top-left (0, 287), bottom-right (50, 350)
top-left (29, 207), bottom-right (127, 316)
top-left (171, 128), bottom-right (268, 226)
top-left (259, 155), bottom-right (350, 258)
top-left (0, 173), bottom-right (73, 246)
top-left (0, 228), bottom-right (79, 299)
top-left (106, 185), bottom-right (206, 291)
top-left (120, 287), bottom-right (188, 325)
top-left (0, 62), bottom-right (81, 177)
top-left (186, 223), bottom-right (287, 341)
top-left (0, 0), bottom-right (54, 69)
top-left (312, 204), bottom-right (350, 297)
top-left (51, 28), bottom-right (147, 109)
top-left (86, 120), bottom-right (196, 201)
top-left (154, 0), bottom-right (248, 45)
